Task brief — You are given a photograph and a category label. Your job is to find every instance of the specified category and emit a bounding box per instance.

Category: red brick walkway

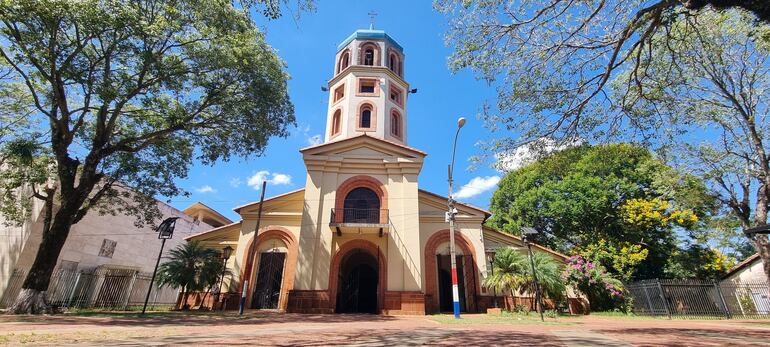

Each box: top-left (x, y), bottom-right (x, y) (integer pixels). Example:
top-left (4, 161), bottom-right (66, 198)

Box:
top-left (1, 312), bottom-right (769, 346)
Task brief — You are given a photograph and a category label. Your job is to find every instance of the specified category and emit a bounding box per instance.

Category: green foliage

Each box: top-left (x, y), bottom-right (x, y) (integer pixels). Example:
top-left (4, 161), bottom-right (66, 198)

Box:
top-left (156, 241), bottom-right (222, 307)
top-left (574, 240), bottom-right (648, 283)
top-left (663, 244), bottom-right (736, 279)
top-left (484, 247), bottom-right (566, 302)
top-left (0, 0), bottom-right (297, 227)
top-left (488, 143), bottom-right (714, 279)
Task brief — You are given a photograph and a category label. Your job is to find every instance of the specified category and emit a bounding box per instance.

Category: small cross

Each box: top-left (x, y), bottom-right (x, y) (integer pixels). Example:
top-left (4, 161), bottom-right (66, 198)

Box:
top-left (368, 11), bottom-right (378, 29)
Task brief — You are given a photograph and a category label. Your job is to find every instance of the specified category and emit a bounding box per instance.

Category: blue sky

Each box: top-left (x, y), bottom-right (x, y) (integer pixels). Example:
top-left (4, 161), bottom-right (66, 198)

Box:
top-left (167, 1), bottom-right (507, 221)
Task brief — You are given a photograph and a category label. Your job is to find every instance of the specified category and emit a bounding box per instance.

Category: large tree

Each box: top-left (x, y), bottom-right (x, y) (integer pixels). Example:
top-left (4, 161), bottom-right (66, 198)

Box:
top-left (0, 0), bottom-right (299, 313)
top-left (434, 0), bottom-right (768, 149)
top-left (615, 9), bottom-right (770, 283)
top-left (487, 144), bottom-right (715, 279)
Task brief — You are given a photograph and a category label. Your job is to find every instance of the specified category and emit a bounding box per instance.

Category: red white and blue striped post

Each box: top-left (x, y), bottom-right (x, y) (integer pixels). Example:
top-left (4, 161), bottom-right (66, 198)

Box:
top-left (447, 117), bottom-right (466, 320)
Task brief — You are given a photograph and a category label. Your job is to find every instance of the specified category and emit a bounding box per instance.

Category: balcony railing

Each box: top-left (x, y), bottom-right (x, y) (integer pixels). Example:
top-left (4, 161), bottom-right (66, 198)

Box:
top-left (330, 208), bottom-right (388, 225)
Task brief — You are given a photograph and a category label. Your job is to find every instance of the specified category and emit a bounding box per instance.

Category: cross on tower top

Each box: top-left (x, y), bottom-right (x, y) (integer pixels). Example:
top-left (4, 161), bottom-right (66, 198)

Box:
top-left (367, 11), bottom-right (378, 29)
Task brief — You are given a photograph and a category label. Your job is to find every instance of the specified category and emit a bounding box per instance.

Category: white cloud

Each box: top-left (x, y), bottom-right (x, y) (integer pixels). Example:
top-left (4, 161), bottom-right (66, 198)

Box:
top-left (247, 170), bottom-right (292, 190)
top-left (307, 134), bottom-right (322, 146)
top-left (229, 178), bottom-right (242, 188)
top-left (495, 138), bottom-right (582, 172)
top-left (195, 185), bottom-right (216, 193)
top-left (454, 176), bottom-right (501, 199)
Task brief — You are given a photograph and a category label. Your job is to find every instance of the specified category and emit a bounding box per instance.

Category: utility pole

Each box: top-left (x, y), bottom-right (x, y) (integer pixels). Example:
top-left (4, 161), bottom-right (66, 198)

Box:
top-left (447, 117), bottom-right (466, 319)
top-left (142, 217), bottom-right (178, 314)
top-left (239, 181), bottom-right (267, 315)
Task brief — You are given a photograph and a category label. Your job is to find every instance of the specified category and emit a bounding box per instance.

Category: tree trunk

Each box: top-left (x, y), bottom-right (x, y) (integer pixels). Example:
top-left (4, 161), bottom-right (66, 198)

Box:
top-left (753, 180), bottom-right (770, 288)
top-left (9, 206), bottom-right (77, 314)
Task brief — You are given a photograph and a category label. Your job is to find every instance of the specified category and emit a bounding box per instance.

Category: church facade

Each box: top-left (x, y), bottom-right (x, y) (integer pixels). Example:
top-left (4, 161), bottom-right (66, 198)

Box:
top-left (187, 29), bottom-right (572, 315)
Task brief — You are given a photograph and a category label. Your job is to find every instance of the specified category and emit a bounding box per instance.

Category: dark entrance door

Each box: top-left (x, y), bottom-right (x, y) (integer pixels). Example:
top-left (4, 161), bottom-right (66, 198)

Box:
top-left (437, 254), bottom-right (466, 312)
top-left (336, 251), bottom-right (379, 313)
top-left (252, 252), bottom-right (285, 309)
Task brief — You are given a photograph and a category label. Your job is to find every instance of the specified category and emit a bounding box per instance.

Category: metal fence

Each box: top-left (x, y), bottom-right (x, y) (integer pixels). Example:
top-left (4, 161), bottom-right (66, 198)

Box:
top-left (1, 268), bottom-right (180, 310)
top-left (626, 279), bottom-right (770, 319)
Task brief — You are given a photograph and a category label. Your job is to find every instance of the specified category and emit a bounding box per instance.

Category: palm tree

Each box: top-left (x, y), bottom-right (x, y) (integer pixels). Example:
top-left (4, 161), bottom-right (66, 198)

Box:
top-left (156, 241), bottom-right (221, 310)
top-left (484, 247), bottom-right (566, 311)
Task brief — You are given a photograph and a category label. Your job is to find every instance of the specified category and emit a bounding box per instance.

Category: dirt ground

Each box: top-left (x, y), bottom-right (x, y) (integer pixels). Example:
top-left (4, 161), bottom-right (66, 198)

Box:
top-left (1, 311), bottom-right (769, 346)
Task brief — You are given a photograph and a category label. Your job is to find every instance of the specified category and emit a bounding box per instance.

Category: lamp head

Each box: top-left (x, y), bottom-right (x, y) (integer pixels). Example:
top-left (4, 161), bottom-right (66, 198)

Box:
top-left (457, 117), bottom-right (466, 128)
top-left (222, 245), bottom-right (234, 260)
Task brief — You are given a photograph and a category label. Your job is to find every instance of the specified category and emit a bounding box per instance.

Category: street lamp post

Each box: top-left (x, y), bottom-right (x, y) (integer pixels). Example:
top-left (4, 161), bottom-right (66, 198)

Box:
top-left (521, 227), bottom-right (544, 322)
top-left (488, 254), bottom-right (498, 308)
top-left (447, 117), bottom-right (466, 319)
top-left (142, 217), bottom-right (178, 314)
top-left (217, 246), bottom-right (234, 311)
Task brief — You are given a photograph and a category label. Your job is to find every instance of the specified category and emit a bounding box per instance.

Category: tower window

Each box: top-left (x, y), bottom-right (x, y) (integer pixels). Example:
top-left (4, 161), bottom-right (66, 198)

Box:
top-left (358, 104), bottom-right (375, 130)
top-left (364, 49), bottom-right (374, 66)
top-left (359, 42), bottom-right (380, 66)
top-left (357, 78), bottom-right (379, 96)
top-left (388, 52), bottom-right (402, 76)
top-left (361, 109), bottom-right (371, 128)
top-left (391, 111), bottom-right (401, 138)
top-left (338, 50), bottom-right (350, 73)
top-left (389, 86), bottom-right (403, 107)
top-left (331, 109), bottom-right (342, 137)
top-left (333, 84), bottom-right (345, 103)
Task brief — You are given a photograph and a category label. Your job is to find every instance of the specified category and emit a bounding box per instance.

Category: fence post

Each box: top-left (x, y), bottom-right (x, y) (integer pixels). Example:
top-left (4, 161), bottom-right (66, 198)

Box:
top-left (67, 272), bottom-right (82, 308)
top-left (714, 280), bottom-right (731, 319)
top-left (655, 279), bottom-right (671, 319)
top-left (123, 271), bottom-right (138, 311)
top-left (642, 284), bottom-right (656, 316)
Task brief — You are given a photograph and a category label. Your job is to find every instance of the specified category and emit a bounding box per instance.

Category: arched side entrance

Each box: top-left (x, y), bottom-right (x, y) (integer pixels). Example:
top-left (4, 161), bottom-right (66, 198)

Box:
top-left (328, 239), bottom-right (387, 313)
top-left (424, 230), bottom-right (479, 314)
top-left (239, 226), bottom-right (298, 310)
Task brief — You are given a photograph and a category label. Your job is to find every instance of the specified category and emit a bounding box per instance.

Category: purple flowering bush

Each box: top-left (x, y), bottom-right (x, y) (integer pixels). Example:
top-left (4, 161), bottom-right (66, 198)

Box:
top-left (563, 255), bottom-right (628, 311)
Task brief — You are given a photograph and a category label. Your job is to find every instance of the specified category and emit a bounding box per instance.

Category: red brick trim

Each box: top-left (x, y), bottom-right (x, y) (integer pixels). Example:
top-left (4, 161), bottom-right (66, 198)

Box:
top-left (383, 291), bottom-right (425, 315)
top-left (286, 290), bottom-right (333, 313)
top-left (328, 239), bottom-right (387, 313)
top-left (238, 225), bottom-right (297, 311)
top-left (423, 229), bottom-right (479, 314)
top-left (334, 175), bottom-right (388, 224)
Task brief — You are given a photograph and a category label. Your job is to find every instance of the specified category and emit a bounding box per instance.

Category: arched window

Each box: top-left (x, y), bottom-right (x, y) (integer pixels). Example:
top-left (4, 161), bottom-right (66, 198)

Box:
top-left (390, 111), bottom-right (401, 137)
top-left (338, 50), bottom-right (350, 73)
top-left (359, 43), bottom-right (380, 66)
top-left (343, 187), bottom-right (381, 223)
top-left (331, 110), bottom-right (341, 136)
top-left (389, 53), bottom-right (400, 76)
top-left (357, 103), bottom-right (375, 131)
top-left (360, 108), bottom-right (372, 128)
top-left (364, 49), bottom-right (374, 66)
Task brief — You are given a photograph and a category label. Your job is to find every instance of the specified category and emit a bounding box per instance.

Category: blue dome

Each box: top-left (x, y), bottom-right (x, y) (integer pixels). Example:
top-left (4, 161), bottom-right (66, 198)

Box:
top-left (337, 29), bottom-right (403, 52)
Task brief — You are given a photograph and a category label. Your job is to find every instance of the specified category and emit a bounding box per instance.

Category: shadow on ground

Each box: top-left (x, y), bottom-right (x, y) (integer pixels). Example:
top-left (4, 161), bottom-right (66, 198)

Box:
top-left (0, 311), bottom-right (396, 329)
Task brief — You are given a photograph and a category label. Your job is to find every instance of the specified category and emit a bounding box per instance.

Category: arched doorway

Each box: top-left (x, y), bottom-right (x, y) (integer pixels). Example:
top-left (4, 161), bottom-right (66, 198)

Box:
top-left (251, 238), bottom-right (288, 309)
top-left (424, 230), bottom-right (479, 314)
top-left (436, 242), bottom-right (466, 312)
top-left (343, 187), bottom-right (380, 223)
top-left (335, 249), bottom-right (379, 313)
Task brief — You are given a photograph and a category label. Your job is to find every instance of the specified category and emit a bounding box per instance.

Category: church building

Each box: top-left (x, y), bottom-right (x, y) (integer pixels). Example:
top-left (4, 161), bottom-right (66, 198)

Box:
top-left (186, 29), bottom-right (572, 315)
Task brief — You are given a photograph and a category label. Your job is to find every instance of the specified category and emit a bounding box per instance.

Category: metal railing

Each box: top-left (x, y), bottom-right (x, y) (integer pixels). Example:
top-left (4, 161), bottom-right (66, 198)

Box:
top-left (330, 208), bottom-right (388, 224)
top-left (1, 268), bottom-right (179, 310)
top-left (626, 279), bottom-right (770, 319)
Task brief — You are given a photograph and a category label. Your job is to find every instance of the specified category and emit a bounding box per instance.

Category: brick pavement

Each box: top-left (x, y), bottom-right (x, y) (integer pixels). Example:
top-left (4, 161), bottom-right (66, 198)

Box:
top-left (1, 312), bottom-right (769, 346)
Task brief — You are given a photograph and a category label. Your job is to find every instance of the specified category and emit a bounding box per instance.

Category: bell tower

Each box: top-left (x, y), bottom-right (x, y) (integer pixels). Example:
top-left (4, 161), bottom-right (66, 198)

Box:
top-left (324, 29), bottom-right (408, 145)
